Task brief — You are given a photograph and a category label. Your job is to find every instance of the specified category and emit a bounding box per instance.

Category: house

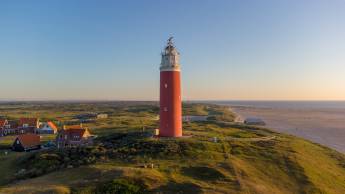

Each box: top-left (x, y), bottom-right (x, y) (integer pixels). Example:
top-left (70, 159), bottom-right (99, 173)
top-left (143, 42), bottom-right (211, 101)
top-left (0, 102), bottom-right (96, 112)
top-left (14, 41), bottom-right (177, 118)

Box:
top-left (56, 124), bottom-right (94, 148)
top-left (244, 117), bottom-right (266, 126)
top-left (19, 117), bottom-right (39, 128)
top-left (38, 121), bottom-right (58, 134)
top-left (3, 120), bottom-right (19, 135)
top-left (0, 119), bottom-right (8, 136)
top-left (16, 118), bottom-right (40, 134)
top-left (96, 114), bottom-right (108, 119)
top-left (0, 118), bottom-right (40, 136)
top-left (12, 133), bottom-right (41, 152)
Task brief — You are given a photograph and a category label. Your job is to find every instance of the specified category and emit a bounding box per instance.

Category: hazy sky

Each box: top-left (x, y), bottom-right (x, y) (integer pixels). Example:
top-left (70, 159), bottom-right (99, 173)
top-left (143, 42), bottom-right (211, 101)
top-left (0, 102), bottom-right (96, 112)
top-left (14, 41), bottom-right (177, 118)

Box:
top-left (0, 0), bottom-right (344, 101)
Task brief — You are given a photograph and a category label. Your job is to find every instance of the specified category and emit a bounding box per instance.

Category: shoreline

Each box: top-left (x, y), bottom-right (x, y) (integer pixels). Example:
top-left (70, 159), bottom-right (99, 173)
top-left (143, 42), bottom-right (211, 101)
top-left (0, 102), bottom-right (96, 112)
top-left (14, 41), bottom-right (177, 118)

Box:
top-left (229, 105), bottom-right (345, 154)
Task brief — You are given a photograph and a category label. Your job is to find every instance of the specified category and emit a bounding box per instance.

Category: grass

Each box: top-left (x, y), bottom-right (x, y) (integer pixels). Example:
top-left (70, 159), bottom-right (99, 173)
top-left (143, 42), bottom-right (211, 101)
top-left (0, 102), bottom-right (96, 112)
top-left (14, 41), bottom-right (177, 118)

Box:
top-left (0, 136), bottom-right (16, 149)
top-left (0, 102), bottom-right (344, 194)
top-left (0, 152), bottom-right (24, 185)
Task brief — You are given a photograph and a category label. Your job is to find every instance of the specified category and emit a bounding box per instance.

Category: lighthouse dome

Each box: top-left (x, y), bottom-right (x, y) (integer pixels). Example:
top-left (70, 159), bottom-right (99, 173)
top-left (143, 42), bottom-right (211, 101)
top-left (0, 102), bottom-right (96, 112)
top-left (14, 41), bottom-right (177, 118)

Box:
top-left (164, 44), bottom-right (179, 56)
top-left (160, 37), bottom-right (180, 71)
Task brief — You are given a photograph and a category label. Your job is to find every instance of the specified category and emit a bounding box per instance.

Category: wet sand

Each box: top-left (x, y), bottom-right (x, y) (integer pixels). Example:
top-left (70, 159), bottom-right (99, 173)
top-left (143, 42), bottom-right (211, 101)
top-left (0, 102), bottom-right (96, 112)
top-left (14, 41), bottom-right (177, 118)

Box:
top-left (231, 106), bottom-right (345, 154)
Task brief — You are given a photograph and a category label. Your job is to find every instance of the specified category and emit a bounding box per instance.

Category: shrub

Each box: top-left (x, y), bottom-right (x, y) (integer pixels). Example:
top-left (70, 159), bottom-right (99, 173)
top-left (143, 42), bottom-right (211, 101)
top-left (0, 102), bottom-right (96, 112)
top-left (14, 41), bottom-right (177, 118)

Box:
top-left (16, 146), bottom-right (104, 180)
top-left (95, 179), bottom-right (145, 194)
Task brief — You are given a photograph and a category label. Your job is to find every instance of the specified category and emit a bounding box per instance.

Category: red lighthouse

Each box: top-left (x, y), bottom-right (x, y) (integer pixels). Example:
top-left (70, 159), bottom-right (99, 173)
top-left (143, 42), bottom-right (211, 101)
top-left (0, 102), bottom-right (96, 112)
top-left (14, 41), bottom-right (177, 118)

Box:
top-left (159, 37), bottom-right (182, 137)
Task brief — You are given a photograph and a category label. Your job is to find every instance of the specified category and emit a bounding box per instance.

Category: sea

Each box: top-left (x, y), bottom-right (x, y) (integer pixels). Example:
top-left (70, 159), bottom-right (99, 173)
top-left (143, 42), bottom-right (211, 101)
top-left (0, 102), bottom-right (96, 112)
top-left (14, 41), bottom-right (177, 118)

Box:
top-left (209, 101), bottom-right (345, 154)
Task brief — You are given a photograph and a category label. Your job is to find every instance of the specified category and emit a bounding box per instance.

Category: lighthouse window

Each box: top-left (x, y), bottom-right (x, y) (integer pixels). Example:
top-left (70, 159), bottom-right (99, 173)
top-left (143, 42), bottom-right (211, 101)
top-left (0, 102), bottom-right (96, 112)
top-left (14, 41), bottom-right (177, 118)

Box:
top-left (164, 83), bottom-right (168, 88)
top-left (164, 107), bottom-right (168, 111)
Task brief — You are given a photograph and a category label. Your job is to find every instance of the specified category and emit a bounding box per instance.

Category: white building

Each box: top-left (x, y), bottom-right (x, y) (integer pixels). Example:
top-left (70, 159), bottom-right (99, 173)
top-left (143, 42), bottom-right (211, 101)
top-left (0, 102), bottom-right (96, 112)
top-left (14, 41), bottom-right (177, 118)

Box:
top-left (244, 117), bottom-right (266, 126)
top-left (97, 114), bottom-right (108, 119)
top-left (182, 115), bottom-right (208, 122)
top-left (38, 122), bottom-right (58, 134)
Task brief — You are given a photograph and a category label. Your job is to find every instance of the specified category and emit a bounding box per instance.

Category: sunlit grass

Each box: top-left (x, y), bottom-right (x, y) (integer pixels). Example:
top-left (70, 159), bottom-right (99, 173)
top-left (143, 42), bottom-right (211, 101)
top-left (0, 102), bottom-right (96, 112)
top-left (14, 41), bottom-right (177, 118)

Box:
top-left (0, 102), bottom-right (344, 193)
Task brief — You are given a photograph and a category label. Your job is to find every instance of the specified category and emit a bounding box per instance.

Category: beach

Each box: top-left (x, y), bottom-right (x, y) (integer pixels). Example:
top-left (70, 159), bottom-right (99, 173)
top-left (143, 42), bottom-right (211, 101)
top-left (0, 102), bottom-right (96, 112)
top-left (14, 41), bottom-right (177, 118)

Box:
top-left (213, 101), bottom-right (345, 154)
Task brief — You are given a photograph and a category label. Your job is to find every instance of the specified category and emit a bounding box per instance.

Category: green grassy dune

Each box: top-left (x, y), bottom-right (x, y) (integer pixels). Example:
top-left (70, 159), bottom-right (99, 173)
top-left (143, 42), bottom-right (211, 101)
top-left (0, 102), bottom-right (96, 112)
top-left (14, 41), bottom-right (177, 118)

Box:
top-left (0, 102), bottom-right (344, 194)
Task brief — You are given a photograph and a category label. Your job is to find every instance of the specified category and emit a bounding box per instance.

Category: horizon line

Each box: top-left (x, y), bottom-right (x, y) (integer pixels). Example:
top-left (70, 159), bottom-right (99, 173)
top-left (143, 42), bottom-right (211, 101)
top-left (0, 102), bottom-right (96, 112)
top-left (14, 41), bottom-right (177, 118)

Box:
top-left (0, 99), bottom-right (345, 102)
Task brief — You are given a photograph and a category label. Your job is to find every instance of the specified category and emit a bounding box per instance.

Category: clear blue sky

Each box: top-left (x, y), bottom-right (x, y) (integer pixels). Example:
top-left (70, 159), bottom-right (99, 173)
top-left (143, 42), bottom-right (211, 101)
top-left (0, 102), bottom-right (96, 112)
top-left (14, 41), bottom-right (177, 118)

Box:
top-left (0, 0), bottom-right (344, 100)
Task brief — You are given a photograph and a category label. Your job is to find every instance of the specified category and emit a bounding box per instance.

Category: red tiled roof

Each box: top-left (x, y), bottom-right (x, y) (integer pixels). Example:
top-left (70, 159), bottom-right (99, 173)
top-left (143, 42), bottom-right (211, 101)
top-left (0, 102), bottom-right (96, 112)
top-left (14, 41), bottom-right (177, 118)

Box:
top-left (47, 122), bottom-right (58, 131)
top-left (62, 125), bottom-right (91, 139)
top-left (17, 133), bottom-right (40, 148)
top-left (65, 125), bottom-right (83, 130)
top-left (19, 118), bottom-right (38, 126)
top-left (0, 119), bottom-right (7, 127)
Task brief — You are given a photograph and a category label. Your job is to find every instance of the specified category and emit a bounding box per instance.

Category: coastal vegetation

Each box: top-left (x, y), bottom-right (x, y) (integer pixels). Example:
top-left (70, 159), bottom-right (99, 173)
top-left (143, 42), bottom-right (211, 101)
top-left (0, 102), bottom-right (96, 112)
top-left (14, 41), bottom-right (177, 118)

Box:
top-left (0, 102), bottom-right (344, 193)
